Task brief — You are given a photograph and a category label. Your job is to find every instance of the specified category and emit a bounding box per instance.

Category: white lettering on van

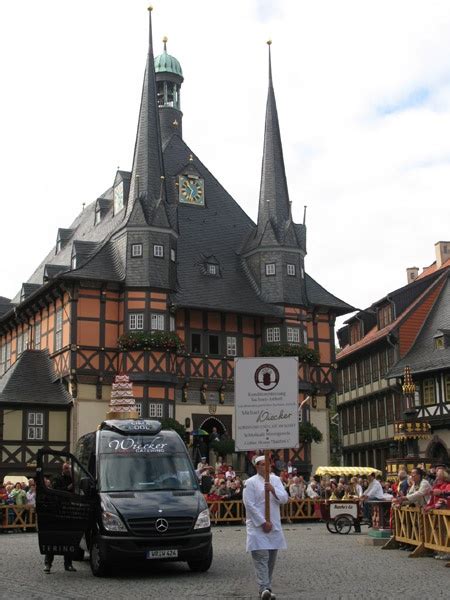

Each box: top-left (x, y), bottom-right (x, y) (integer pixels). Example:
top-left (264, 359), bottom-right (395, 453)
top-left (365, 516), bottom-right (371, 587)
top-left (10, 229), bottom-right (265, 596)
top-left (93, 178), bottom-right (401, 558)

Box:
top-left (108, 436), bottom-right (168, 453)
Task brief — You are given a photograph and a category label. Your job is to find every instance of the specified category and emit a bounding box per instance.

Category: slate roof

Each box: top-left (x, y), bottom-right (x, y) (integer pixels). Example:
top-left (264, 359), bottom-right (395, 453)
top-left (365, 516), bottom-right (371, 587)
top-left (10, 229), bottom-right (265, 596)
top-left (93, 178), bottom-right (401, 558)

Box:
top-left (388, 274), bottom-right (450, 377)
top-left (0, 350), bottom-right (72, 406)
top-left (0, 296), bottom-right (11, 317)
top-left (338, 270), bottom-right (448, 361)
top-left (2, 18), bottom-right (353, 323)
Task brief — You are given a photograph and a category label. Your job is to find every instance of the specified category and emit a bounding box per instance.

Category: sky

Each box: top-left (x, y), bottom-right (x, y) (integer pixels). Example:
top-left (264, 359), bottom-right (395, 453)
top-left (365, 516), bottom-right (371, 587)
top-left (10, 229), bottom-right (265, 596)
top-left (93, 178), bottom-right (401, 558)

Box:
top-left (1, 0), bottom-right (450, 333)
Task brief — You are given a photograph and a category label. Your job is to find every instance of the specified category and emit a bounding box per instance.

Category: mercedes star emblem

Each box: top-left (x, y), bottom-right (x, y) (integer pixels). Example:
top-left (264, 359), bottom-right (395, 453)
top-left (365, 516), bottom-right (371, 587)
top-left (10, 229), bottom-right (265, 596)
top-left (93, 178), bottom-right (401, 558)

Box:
top-left (155, 518), bottom-right (169, 533)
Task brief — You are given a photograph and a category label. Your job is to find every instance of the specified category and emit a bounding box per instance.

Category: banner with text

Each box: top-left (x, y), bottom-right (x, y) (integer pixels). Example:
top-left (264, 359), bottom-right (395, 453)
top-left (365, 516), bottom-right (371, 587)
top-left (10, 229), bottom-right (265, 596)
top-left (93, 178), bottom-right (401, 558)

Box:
top-left (235, 357), bottom-right (299, 451)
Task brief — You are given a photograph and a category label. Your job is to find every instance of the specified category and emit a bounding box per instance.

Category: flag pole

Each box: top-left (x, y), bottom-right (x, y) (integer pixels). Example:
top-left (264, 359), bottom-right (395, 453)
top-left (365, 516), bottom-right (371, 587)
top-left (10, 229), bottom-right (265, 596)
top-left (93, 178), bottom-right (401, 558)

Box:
top-left (264, 448), bottom-right (271, 522)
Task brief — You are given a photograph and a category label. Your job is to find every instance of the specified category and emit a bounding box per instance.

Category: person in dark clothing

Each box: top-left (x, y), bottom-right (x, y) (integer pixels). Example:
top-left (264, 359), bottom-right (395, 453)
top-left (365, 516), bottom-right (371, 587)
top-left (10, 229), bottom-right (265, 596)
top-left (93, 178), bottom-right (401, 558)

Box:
top-left (44, 463), bottom-right (76, 573)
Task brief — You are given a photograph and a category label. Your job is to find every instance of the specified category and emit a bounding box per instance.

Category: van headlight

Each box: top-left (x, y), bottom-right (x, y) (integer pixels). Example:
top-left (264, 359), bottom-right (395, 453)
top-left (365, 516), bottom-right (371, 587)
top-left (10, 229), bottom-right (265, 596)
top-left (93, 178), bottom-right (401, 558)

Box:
top-left (101, 511), bottom-right (127, 532)
top-left (194, 508), bottom-right (210, 530)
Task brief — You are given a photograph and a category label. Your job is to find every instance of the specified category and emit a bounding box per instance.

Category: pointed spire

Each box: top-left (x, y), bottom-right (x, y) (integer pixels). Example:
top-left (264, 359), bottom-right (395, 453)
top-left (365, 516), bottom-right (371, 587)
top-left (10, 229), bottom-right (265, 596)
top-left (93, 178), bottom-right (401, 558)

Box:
top-left (256, 41), bottom-right (291, 242)
top-left (128, 6), bottom-right (166, 217)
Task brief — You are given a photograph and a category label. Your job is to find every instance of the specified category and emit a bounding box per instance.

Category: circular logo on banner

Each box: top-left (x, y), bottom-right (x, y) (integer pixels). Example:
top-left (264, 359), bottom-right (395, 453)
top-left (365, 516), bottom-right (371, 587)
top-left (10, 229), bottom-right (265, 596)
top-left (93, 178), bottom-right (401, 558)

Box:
top-left (254, 364), bottom-right (280, 391)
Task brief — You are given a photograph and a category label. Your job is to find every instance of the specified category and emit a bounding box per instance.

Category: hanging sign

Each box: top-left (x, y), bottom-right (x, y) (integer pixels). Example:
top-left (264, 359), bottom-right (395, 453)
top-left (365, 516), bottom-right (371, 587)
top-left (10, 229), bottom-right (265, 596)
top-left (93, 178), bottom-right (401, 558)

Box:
top-left (235, 357), bottom-right (299, 451)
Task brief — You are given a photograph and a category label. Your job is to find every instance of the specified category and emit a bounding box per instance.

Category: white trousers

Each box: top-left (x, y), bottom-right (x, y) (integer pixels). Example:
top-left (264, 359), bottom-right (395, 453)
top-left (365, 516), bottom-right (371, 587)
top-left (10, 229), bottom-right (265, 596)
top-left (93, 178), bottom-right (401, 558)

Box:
top-left (251, 549), bottom-right (278, 593)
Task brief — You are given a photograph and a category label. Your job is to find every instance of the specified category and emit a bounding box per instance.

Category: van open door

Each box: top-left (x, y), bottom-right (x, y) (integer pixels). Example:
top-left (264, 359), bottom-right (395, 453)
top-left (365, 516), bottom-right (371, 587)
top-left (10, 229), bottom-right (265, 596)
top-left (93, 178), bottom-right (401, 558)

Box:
top-left (36, 449), bottom-right (96, 560)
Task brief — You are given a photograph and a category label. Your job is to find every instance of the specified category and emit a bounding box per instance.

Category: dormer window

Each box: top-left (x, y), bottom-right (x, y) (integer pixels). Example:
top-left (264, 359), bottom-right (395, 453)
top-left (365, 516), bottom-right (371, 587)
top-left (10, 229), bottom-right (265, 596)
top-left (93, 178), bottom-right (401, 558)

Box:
top-left (378, 304), bottom-right (393, 329)
top-left (114, 181), bottom-right (124, 215)
top-left (206, 263), bottom-right (217, 275)
top-left (94, 204), bottom-right (102, 225)
top-left (434, 330), bottom-right (450, 350)
top-left (56, 238), bottom-right (62, 254)
top-left (350, 322), bottom-right (361, 345)
top-left (71, 254), bottom-right (77, 270)
top-left (265, 263), bottom-right (276, 276)
top-left (287, 264), bottom-right (296, 276)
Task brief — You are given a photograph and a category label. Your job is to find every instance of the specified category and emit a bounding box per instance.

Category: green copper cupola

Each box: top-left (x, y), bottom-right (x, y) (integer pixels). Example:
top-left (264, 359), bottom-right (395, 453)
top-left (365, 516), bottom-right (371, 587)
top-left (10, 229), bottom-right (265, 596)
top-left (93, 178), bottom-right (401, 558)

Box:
top-left (154, 37), bottom-right (184, 143)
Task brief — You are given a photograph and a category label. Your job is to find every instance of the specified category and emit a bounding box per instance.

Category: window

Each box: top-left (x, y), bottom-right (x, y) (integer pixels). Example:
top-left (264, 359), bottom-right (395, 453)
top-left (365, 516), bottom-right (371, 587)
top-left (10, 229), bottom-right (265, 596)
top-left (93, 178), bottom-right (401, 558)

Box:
top-left (113, 181), bottom-right (124, 214)
top-left (445, 376), bottom-right (450, 402)
top-left (153, 244), bottom-right (164, 258)
top-left (350, 323), bottom-right (361, 345)
top-left (435, 336), bottom-right (445, 350)
top-left (369, 398), bottom-right (377, 426)
top-left (208, 335), bottom-right (219, 355)
top-left (379, 304), bottom-right (392, 329)
top-left (206, 263), bottom-right (217, 275)
top-left (303, 329), bottom-right (308, 345)
top-left (129, 313), bottom-right (144, 330)
top-left (379, 350), bottom-right (387, 377)
top-left (131, 244), bottom-right (143, 257)
top-left (364, 357), bottom-right (371, 385)
top-left (362, 402), bottom-right (369, 429)
top-left (56, 238), bottom-right (62, 254)
top-left (226, 336), bottom-right (237, 357)
top-left (266, 327), bottom-right (280, 343)
top-left (55, 308), bottom-right (63, 351)
top-left (135, 402), bottom-right (142, 417)
top-left (265, 263), bottom-right (276, 276)
top-left (95, 206), bottom-right (102, 225)
top-left (169, 315), bottom-right (175, 332)
top-left (168, 404), bottom-right (174, 419)
top-left (371, 354), bottom-right (379, 381)
top-left (27, 412), bottom-right (44, 440)
top-left (191, 333), bottom-right (201, 353)
top-left (287, 327), bottom-right (300, 343)
top-left (386, 395), bottom-right (394, 424)
top-left (355, 404), bottom-right (362, 431)
top-left (301, 267), bottom-right (305, 279)
top-left (343, 368), bottom-right (349, 392)
top-left (170, 248), bottom-right (176, 262)
top-left (151, 313), bottom-right (165, 331)
top-left (149, 403), bottom-right (164, 418)
top-left (422, 379), bottom-right (435, 405)
top-left (287, 264), bottom-right (296, 276)
top-left (71, 255), bottom-right (77, 270)
top-left (341, 407), bottom-right (348, 435)
top-left (348, 405), bottom-right (355, 433)
top-left (349, 364), bottom-right (356, 389)
top-left (357, 362), bottom-right (364, 386)
top-left (34, 323), bottom-right (41, 350)
top-left (17, 330), bottom-right (29, 356)
top-left (377, 396), bottom-right (386, 426)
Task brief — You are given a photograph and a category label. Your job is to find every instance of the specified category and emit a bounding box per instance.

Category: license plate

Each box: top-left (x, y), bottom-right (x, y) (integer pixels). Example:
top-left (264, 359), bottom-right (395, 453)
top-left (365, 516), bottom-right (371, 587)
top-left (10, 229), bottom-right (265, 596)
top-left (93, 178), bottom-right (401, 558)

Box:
top-left (146, 549), bottom-right (178, 559)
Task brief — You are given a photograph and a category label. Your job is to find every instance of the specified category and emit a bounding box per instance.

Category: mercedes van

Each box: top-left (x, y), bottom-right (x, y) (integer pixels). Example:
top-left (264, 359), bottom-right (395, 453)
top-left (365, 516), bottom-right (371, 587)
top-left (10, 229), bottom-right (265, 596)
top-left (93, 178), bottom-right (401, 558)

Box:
top-left (36, 419), bottom-right (212, 576)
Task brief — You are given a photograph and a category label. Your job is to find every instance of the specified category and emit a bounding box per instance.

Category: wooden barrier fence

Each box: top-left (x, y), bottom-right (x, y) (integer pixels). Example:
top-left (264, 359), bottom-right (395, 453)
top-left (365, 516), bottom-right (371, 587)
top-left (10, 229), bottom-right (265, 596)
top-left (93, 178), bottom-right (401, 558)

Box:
top-left (207, 498), bottom-right (320, 525)
top-left (386, 505), bottom-right (450, 566)
top-left (0, 504), bottom-right (37, 532)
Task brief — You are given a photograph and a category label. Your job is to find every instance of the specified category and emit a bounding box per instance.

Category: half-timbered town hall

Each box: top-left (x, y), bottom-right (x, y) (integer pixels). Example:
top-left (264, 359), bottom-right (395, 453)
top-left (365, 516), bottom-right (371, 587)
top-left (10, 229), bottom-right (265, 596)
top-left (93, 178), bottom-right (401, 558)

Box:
top-left (0, 10), bottom-right (353, 479)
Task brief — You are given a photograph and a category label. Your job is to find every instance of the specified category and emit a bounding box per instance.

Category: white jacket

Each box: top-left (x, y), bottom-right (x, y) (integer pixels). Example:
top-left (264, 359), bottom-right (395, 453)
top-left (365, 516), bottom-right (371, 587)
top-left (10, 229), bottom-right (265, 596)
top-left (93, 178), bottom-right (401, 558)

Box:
top-left (243, 473), bottom-right (288, 552)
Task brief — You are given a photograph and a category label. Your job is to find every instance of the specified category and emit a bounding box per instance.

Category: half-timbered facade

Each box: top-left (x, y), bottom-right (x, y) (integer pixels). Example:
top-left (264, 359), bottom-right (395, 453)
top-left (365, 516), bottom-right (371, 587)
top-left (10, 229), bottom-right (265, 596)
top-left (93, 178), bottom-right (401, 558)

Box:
top-left (336, 242), bottom-right (450, 471)
top-left (0, 11), bottom-right (353, 479)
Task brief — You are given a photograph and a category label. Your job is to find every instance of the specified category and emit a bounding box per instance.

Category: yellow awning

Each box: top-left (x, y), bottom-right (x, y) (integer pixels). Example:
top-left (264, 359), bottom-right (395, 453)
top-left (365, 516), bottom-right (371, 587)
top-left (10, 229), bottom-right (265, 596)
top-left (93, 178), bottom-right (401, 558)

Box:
top-left (315, 466), bottom-right (382, 477)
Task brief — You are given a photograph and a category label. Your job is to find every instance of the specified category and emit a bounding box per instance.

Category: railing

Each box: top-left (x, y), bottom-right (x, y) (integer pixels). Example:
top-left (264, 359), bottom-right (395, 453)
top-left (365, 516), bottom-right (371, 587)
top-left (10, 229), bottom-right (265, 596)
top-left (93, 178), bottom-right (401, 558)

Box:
top-left (386, 505), bottom-right (450, 565)
top-left (0, 505), bottom-right (37, 531)
top-left (207, 498), bottom-right (320, 524)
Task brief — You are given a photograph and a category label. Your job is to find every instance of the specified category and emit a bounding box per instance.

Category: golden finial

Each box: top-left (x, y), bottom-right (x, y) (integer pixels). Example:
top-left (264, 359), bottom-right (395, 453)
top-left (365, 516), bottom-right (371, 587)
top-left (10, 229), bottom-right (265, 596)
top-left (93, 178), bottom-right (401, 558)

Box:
top-left (189, 154), bottom-right (194, 162)
top-left (148, 5), bottom-right (153, 11)
top-left (160, 175), bottom-right (165, 180)
top-left (402, 365), bottom-right (416, 394)
top-left (267, 39), bottom-right (272, 46)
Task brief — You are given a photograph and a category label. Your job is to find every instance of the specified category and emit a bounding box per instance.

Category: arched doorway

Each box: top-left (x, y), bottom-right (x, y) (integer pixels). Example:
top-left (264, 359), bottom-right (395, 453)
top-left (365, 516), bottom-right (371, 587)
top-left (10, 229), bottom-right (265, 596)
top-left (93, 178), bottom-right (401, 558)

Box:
top-left (426, 437), bottom-right (449, 466)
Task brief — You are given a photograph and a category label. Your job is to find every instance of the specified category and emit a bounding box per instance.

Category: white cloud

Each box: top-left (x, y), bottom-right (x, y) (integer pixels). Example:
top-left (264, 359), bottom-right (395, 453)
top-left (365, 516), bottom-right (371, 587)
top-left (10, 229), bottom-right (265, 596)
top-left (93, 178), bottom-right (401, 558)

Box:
top-left (0, 0), bottom-right (449, 336)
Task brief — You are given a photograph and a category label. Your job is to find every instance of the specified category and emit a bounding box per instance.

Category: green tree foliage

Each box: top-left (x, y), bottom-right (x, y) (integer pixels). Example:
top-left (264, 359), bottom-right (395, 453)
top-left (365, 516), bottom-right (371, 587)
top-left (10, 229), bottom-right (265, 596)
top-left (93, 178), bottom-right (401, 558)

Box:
top-left (160, 418), bottom-right (186, 439)
top-left (259, 343), bottom-right (320, 364)
top-left (298, 422), bottom-right (323, 444)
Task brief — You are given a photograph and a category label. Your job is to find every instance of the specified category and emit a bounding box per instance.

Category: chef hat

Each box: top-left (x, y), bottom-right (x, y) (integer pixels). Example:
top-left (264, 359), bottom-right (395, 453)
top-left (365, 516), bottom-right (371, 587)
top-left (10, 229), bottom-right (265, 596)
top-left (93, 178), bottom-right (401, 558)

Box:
top-left (253, 455), bottom-right (266, 466)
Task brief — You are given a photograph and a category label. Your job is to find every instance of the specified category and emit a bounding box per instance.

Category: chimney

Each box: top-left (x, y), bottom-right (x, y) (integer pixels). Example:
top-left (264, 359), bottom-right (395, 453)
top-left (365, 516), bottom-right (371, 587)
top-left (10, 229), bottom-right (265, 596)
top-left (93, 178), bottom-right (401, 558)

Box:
top-left (435, 241), bottom-right (450, 269)
top-left (406, 267), bottom-right (419, 284)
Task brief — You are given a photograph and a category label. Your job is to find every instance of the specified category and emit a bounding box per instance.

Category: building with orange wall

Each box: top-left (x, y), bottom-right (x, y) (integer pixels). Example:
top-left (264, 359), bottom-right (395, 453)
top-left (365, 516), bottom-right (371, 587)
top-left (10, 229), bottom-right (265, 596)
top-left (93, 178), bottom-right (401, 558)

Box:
top-left (0, 11), bottom-right (353, 479)
top-left (336, 242), bottom-right (450, 471)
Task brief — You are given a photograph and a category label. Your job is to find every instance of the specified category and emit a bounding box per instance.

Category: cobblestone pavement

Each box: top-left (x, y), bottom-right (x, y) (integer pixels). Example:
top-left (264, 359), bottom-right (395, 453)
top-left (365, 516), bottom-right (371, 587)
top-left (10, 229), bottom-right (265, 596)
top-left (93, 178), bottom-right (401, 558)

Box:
top-left (0, 524), bottom-right (447, 600)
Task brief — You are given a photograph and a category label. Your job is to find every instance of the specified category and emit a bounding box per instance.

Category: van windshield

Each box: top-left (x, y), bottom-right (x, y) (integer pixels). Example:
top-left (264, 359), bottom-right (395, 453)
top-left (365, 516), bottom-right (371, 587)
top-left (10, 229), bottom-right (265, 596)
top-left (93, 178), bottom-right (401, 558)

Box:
top-left (98, 453), bottom-right (198, 492)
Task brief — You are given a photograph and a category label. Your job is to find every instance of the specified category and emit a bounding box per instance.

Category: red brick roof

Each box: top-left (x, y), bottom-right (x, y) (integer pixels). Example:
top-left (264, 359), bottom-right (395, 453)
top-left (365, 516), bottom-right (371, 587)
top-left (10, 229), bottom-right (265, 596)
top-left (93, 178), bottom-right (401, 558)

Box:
top-left (416, 258), bottom-right (450, 280)
top-left (337, 272), bottom-right (447, 361)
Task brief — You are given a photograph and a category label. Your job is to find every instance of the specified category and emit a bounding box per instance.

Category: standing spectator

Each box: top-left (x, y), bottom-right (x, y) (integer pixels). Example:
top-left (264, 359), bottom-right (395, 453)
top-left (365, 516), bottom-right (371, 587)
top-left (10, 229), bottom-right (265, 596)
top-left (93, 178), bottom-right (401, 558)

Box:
top-left (210, 427), bottom-right (221, 442)
top-left (225, 465), bottom-right (236, 480)
top-left (243, 455), bottom-right (288, 600)
top-left (10, 482), bottom-right (27, 506)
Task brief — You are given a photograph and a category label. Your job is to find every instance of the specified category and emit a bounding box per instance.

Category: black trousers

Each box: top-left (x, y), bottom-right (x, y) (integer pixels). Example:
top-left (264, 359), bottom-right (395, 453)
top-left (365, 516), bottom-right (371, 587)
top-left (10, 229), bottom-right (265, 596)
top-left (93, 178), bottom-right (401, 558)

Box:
top-left (44, 553), bottom-right (72, 568)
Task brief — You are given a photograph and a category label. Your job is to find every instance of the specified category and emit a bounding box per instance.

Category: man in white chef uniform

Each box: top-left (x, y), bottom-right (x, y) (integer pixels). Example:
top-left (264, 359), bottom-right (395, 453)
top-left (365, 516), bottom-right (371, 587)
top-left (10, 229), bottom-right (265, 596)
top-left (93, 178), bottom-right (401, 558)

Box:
top-left (243, 455), bottom-right (289, 600)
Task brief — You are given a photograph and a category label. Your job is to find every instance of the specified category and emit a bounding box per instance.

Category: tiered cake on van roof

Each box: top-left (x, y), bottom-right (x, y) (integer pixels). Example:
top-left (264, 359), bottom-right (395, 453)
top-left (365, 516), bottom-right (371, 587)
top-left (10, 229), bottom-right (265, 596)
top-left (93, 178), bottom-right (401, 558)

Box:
top-left (106, 374), bottom-right (139, 420)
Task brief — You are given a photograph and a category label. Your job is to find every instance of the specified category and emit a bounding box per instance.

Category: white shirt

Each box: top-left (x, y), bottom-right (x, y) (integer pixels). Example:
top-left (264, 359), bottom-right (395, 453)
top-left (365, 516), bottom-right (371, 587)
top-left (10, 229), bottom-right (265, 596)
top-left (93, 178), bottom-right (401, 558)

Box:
top-left (306, 484), bottom-right (319, 499)
top-left (243, 473), bottom-right (288, 552)
top-left (364, 479), bottom-right (384, 500)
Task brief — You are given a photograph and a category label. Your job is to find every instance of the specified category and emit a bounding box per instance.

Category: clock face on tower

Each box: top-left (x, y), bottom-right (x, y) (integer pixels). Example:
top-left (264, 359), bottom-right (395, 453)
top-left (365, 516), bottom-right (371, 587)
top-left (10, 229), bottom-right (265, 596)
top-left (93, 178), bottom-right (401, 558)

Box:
top-left (178, 175), bottom-right (205, 206)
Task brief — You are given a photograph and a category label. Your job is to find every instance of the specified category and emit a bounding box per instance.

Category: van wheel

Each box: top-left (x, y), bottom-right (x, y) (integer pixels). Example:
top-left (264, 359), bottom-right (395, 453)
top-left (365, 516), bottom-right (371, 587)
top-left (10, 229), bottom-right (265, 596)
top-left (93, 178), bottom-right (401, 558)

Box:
top-left (90, 537), bottom-right (110, 577)
top-left (187, 545), bottom-right (213, 572)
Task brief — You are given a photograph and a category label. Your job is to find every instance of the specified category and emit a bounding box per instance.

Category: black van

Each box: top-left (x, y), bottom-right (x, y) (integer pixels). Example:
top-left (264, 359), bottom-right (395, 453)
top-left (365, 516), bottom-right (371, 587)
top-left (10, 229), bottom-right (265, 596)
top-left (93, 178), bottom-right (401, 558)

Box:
top-left (36, 419), bottom-right (213, 576)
